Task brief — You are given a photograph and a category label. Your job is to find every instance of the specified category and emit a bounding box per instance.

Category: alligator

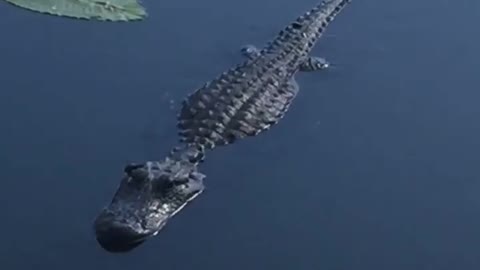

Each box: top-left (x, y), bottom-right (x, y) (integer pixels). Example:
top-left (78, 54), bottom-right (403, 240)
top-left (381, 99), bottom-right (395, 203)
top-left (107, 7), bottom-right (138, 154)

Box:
top-left (93, 0), bottom-right (352, 253)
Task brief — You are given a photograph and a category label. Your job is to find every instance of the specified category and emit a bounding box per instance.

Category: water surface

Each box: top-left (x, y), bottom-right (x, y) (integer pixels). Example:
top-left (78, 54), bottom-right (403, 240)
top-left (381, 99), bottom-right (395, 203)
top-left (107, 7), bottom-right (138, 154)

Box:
top-left (1, 0), bottom-right (479, 269)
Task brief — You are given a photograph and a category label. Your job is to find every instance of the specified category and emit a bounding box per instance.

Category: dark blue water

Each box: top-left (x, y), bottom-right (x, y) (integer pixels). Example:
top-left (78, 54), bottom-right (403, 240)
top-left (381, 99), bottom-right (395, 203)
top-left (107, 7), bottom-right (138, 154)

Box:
top-left (1, 0), bottom-right (479, 269)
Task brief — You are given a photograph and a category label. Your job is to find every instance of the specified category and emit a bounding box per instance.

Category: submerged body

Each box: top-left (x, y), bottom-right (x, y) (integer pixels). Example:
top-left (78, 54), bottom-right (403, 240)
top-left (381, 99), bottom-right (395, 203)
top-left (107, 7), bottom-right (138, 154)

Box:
top-left (94, 0), bottom-right (352, 253)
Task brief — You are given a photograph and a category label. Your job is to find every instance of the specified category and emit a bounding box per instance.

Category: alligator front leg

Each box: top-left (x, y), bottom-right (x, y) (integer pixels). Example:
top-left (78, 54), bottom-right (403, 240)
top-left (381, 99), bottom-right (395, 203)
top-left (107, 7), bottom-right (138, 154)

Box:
top-left (300, 56), bottom-right (330, 71)
top-left (240, 44), bottom-right (330, 72)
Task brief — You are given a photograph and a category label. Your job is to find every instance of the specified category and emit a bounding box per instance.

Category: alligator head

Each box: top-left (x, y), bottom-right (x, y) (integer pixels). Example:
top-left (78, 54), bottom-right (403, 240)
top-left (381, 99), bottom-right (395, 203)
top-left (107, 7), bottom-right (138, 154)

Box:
top-left (93, 159), bottom-right (205, 252)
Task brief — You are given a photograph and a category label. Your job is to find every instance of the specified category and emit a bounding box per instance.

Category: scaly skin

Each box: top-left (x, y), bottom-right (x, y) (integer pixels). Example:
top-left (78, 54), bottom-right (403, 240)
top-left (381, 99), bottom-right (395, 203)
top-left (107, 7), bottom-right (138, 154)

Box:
top-left (178, 0), bottom-right (351, 148)
top-left (93, 0), bottom-right (352, 253)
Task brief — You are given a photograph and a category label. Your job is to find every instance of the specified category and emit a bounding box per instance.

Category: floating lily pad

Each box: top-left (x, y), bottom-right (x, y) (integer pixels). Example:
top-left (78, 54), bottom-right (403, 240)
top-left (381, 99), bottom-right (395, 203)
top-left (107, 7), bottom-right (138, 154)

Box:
top-left (5, 0), bottom-right (147, 21)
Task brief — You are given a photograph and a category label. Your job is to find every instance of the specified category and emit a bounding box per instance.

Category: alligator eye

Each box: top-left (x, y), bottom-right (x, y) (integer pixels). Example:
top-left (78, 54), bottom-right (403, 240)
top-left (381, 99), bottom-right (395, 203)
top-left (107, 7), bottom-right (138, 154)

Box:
top-left (124, 163), bottom-right (143, 174)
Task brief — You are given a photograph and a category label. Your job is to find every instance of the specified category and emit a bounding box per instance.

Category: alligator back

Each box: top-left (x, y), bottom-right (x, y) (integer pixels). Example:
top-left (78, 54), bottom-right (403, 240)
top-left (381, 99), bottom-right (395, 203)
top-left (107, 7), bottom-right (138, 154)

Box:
top-left (177, 0), bottom-right (351, 150)
top-left (177, 62), bottom-right (300, 149)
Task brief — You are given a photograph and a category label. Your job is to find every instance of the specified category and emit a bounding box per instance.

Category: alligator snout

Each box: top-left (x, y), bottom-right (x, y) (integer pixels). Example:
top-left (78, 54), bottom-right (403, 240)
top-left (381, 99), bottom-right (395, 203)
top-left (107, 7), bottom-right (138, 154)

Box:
top-left (94, 215), bottom-right (151, 253)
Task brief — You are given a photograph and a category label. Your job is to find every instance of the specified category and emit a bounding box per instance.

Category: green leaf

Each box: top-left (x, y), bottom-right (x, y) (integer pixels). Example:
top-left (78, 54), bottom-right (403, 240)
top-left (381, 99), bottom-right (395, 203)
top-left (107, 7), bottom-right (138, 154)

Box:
top-left (4, 0), bottom-right (148, 21)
